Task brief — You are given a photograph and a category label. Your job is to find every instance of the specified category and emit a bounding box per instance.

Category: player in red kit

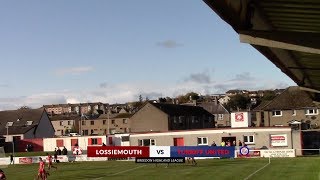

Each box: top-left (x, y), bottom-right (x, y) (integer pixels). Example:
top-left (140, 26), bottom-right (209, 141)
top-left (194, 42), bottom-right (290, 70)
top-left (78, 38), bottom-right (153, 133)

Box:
top-left (46, 153), bottom-right (57, 170)
top-left (0, 169), bottom-right (6, 180)
top-left (37, 157), bottom-right (47, 180)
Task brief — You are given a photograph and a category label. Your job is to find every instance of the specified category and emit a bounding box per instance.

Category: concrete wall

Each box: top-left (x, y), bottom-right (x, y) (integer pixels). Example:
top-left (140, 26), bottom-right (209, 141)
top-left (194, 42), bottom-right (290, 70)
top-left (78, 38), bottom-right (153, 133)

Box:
top-left (292, 130), bottom-right (303, 156)
top-left (130, 103), bottom-right (169, 133)
top-left (43, 135), bottom-right (107, 151)
top-left (80, 117), bottom-right (130, 135)
top-left (130, 127), bottom-right (296, 150)
top-left (52, 120), bottom-right (77, 136)
top-left (215, 113), bottom-right (231, 127)
top-left (262, 109), bottom-right (320, 128)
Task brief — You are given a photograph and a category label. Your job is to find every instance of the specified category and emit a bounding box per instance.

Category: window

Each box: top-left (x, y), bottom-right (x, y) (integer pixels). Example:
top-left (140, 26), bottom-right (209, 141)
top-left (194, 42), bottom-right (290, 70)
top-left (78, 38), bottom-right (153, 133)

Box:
top-left (26, 121), bottom-right (33, 125)
top-left (83, 130), bottom-right (88, 135)
top-left (191, 116), bottom-right (197, 123)
top-left (138, 139), bottom-right (156, 146)
top-left (59, 121), bottom-right (63, 126)
top-left (68, 121), bottom-right (71, 125)
top-left (173, 116), bottom-right (178, 123)
top-left (122, 136), bottom-right (130, 142)
top-left (111, 120), bottom-right (115, 124)
top-left (305, 109), bottom-right (318, 115)
top-left (123, 119), bottom-right (128, 124)
top-left (178, 116), bottom-right (184, 123)
top-left (197, 137), bottom-right (208, 145)
top-left (91, 138), bottom-right (98, 145)
top-left (218, 114), bottom-right (223, 120)
top-left (292, 110), bottom-right (296, 116)
top-left (272, 110), bottom-right (282, 117)
top-left (82, 121), bottom-right (86, 126)
top-left (243, 135), bottom-right (255, 144)
top-left (103, 120), bottom-right (106, 125)
top-left (90, 121), bottom-right (94, 125)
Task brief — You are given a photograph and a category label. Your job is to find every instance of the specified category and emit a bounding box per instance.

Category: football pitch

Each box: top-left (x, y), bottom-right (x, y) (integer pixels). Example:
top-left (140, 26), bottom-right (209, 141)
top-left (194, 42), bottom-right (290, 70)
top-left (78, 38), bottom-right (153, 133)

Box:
top-left (2, 157), bottom-right (320, 180)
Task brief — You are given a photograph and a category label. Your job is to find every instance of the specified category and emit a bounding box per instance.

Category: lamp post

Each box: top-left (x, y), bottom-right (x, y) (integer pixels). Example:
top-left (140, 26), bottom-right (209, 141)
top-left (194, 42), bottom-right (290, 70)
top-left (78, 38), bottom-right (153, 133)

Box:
top-left (107, 110), bottom-right (110, 135)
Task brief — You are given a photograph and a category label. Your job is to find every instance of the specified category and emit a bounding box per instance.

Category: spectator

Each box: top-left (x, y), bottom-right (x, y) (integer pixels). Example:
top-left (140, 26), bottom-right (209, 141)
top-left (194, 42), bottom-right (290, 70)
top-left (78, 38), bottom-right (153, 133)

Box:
top-left (221, 141), bottom-right (225, 146)
top-left (232, 140), bottom-right (236, 146)
top-left (238, 140), bottom-right (243, 147)
top-left (29, 144), bottom-right (33, 152)
top-left (102, 143), bottom-right (106, 146)
top-left (211, 141), bottom-right (216, 146)
top-left (53, 149), bottom-right (58, 163)
top-left (57, 147), bottom-right (62, 155)
top-left (62, 146), bottom-right (68, 155)
top-left (9, 154), bottom-right (13, 165)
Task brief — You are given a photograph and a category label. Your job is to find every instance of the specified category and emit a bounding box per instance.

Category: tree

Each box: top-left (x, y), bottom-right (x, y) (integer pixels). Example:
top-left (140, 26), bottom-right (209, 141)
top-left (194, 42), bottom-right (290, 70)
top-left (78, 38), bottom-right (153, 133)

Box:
top-left (225, 94), bottom-right (251, 111)
top-left (186, 92), bottom-right (200, 101)
top-left (70, 125), bottom-right (77, 133)
top-left (176, 92), bottom-right (200, 104)
top-left (158, 97), bottom-right (167, 103)
top-left (261, 91), bottom-right (276, 101)
top-left (19, 106), bottom-right (31, 110)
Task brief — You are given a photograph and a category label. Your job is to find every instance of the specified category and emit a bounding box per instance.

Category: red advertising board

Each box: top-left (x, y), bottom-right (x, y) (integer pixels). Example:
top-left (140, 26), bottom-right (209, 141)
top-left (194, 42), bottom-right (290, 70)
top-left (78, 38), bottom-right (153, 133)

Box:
top-left (19, 157), bottom-right (32, 164)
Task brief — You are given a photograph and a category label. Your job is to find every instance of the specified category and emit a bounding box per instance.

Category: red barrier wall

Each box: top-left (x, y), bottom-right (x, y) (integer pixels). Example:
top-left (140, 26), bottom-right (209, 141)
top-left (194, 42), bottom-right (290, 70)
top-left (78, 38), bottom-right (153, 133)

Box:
top-left (17, 138), bottom-right (44, 152)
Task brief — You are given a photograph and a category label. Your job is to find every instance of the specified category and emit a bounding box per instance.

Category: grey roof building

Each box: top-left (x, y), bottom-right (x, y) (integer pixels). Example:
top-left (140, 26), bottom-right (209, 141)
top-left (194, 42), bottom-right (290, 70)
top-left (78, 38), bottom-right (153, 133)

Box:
top-left (0, 108), bottom-right (55, 141)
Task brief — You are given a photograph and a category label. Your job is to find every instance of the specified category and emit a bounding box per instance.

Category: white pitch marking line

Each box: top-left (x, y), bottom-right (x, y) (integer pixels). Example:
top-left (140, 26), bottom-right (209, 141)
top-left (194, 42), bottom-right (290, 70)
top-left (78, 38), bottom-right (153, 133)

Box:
top-left (93, 165), bottom-right (146, 180)
top-left (243, 161), bottom-right (271, 180)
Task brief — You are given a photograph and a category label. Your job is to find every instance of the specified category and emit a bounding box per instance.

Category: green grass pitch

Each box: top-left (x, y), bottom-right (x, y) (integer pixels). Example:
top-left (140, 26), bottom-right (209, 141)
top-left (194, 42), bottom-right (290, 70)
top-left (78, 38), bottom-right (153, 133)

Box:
top-left (2, 157), bottom-right (319, 180)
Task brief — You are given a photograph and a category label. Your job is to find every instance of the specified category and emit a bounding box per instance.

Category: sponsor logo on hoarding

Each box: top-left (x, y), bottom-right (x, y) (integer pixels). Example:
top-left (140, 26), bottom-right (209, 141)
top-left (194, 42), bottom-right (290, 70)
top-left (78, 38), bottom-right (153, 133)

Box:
top-left (19, 157), bottom-right (32, 164)
top-left (239, 146), bottom-right (250, 156)
top-left (235, 113), bottom-right (244, 122)
top-left (270, 134), bottom-right (288, 147)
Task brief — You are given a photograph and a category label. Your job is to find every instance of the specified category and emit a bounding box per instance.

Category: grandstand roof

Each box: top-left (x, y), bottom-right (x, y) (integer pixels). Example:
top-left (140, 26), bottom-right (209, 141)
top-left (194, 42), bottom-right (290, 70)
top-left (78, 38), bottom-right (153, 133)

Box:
top-left (204, 0), bottom-right (320, 92)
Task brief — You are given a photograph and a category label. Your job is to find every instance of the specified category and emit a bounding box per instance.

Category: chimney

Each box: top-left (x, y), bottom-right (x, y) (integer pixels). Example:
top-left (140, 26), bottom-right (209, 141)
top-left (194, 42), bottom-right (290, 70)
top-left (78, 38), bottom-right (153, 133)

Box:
top-left (214, 96), bottom-right (218, 105)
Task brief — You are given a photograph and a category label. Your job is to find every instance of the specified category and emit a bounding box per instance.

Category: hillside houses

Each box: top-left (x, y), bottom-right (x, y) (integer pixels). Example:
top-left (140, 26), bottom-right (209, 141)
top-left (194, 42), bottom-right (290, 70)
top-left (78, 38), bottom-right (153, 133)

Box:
top-left (254, 86), bottom-right (320, 129)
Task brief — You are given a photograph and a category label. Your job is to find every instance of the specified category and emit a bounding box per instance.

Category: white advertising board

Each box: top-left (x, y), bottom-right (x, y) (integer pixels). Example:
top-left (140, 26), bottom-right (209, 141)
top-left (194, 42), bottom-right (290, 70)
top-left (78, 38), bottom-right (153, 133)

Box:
top-left (231, 112), bottom-right (251, 128)
top-left (261, 149), bottom-right (295, 158)
top-left (270, 134), bottom-right (288, 147)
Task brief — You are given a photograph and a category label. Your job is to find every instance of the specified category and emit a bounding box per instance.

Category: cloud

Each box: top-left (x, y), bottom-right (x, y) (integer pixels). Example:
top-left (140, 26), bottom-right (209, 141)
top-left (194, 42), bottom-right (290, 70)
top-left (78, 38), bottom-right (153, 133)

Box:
top-left (54, 66), bottom-right (94, 76)
top-left (0, 72), bottom-right (294, 111)
top-left (99, 82), bottom-right (109, 88)
top-left (0, 84), bottom-right (10, 88)
top-left (0, 94), bottom-right (67, 111)
top-left (156, 40), bottom-right (183, 48)
top-left (230, 72), bottom-right (255, 81)
top-left (184, 72), bottom-right (212, 84)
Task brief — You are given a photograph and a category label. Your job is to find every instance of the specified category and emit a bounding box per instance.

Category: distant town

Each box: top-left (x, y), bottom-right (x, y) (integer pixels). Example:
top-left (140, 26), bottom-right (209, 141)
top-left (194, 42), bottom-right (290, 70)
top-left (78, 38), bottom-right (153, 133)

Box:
top-left (0, 86), bottom-right (318, 148)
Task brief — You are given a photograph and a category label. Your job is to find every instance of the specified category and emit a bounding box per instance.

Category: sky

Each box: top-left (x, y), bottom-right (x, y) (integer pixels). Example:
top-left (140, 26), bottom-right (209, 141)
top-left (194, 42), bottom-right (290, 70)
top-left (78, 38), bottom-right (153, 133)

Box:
top-left (0, 0), bottom-right (296, 110)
